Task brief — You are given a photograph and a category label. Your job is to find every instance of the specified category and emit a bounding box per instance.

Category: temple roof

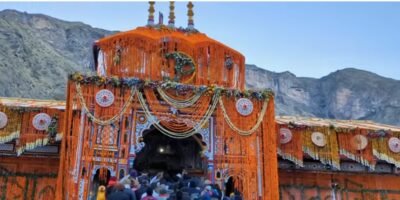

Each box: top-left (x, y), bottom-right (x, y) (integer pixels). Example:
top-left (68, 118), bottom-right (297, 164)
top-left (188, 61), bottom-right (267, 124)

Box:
top-left (276, 115), bottom-right (400, 132)
top-left (95, 27), bottom-right (243, 57)
top-left (0, 97), bottom-right (66, 110)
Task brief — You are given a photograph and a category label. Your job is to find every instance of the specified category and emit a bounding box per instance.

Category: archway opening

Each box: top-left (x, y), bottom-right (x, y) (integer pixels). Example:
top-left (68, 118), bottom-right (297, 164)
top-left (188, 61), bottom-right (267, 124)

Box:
top-left (225, 177), bottom-right (234, 196)
top-left (225, 176), bottom-right (243, 197)
top-left (134, 127), bottom-right (206, 177)
top-left (90, 168), bottom-right (111, 199)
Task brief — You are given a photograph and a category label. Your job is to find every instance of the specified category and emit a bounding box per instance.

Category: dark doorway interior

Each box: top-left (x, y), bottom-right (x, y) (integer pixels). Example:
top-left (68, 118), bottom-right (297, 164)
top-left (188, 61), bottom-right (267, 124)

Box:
top-left (134, 127), bottom-right (205, 176)
top-left (225, 177), bottom-right (234, 196)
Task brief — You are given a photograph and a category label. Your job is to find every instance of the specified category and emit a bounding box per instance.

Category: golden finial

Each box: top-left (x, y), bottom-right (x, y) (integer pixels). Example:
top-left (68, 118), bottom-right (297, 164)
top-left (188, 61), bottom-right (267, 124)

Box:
top-left (148, 1), bottom-right (155, 26)
top-left (168, 1), bottom-right (175, 28)
top-left (187, 1), bottom-right (194, 29)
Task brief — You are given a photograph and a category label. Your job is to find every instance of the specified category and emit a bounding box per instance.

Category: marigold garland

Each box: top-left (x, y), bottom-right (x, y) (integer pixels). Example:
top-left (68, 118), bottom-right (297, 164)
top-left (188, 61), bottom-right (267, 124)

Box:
top-left (218, 96), bottom-right (270, 136)
top-left (372, 132), bottom-right (400, 168)
top-left (16, 133), bottom-right (63, 156)
top-left (0, 106), bottom-right (22, 144)
top-left (72, 74), bottom-right (274, 137)
top-left (137, 89), bottom-right (219, 139)
top-left (0, 131), bottom-right (20, 144)
top-left (70, 72), bottom-right (273, 100)
top-left (302, 127), bottom-right (340, 170)
top-left (156, 87), bottom-right (205, 108)
top-left (75, 83), bottom-right (136, 126)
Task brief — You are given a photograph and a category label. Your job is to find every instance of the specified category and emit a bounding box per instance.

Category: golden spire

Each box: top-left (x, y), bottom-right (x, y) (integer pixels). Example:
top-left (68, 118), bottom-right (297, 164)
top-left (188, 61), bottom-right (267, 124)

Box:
top-left (168, 1), bottom-right (175, 28)
top-left (148, 1), bottom-right (155, 26)
top-left (187, 1), bottom-right (194, 29)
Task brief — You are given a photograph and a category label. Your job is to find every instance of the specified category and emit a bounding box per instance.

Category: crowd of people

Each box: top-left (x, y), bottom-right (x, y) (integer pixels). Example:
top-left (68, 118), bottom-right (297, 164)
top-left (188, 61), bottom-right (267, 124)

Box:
top-left (96, 170), bottom-right (243, 200)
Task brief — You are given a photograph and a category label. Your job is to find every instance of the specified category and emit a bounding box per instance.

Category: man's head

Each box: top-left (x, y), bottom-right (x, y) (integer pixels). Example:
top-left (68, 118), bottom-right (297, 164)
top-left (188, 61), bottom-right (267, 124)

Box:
top-left (189, 181), bottom-right (196, 188)
top-left (114, 183), bottom-right (125, 191)
top-left (146, 187), bottom-right (153, 196)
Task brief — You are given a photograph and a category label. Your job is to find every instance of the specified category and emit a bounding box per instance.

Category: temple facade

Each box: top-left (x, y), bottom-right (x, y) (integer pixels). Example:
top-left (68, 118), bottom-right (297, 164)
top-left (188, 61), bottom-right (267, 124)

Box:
top-left (0, 2), bottom-right (399, 200)
top-left (56, 2), bottom-right (277, 200)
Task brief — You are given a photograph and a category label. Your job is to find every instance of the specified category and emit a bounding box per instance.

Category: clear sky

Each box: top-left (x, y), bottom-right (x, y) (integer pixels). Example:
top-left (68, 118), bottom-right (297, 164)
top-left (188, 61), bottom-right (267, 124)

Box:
top-left (1, 2), bottom-right (399, 79)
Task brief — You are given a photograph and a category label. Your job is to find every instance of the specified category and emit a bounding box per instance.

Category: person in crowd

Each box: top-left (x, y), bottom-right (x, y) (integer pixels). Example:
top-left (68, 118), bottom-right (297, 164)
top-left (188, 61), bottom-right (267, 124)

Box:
top-left (175, 191), bottom-right (183, 200)
top-left (107, 182), bottom-right (136, 200)
top-left (182, 180), bottom-right (201, 199)
top-left (181, 180), bottom-right (201, 199)
top-left (135, 179), bottom-right (149, 200)
top-left (199, 186), bottom-right (212, 200)
top-left (210, 184), bottom-right (221, 200)
top-left (229, 192), bottom-right (235, 200)
top-left (129, 169), bottom-right (139, 184)
top-left (157, 187), bottom-right (170, 200)
top-left (106, 176), bottom-right (118, 196)
top-left (232, 191), bottom-right (243, 200)
top-left (131, 178), bottom-right (141, 192)
top-left (141, 187), bottom-right (157, 200)
top-left (96, 185), bottom-right (106, 200)
top-left (141, 182), bottom-right (160, 199)
top-left (121, 178), bottom-right (132, 189)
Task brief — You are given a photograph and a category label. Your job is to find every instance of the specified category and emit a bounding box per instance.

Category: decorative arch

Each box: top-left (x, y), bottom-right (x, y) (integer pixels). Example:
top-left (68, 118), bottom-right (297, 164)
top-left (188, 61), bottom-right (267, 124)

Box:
top-left (90, 165), bottom-right (116, 181)
top-left (133, 112), bottom-right (214, 159)
top-left (221, 168), bottom-right (246, 183)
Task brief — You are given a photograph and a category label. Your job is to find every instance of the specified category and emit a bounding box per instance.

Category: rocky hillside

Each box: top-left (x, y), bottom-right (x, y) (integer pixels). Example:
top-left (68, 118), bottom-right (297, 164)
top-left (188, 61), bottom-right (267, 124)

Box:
top-left (0, 9), bottom-right (113, 99)
top-left (246, 65), bottom-right (400, 125)
top-left (1, 9), bottom-right (399, 125)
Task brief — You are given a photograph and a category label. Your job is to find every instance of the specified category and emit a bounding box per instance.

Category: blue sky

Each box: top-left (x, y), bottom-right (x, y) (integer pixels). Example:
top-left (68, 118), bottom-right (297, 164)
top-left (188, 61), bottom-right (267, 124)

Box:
top-left (1, 2), bottom-right (399, 79)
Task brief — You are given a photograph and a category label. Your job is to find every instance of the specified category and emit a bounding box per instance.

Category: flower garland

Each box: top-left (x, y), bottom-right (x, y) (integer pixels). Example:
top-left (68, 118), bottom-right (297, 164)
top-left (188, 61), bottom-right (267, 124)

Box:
top-left (16, 133), bottom-right (63, 156)
top-left (371, 132), bottom-right (400, 168)
top-left (277, 148), bottom-right (304, 167)
top-left (218, 96), bottom-right (270, 136)
top-left (17, 137), bottom-right (48, 156)
top-left (164, 51), bottom-right (196, 83)
top-left (70, 72), bottom-right (273, 100)
top-left (71, 73), bottom-right (274, 137)
top-left (75, 83), bottom-right (136, 126)
top-left (302, 127), bottom-right (341, 170)
top-left (339, 148), bottom-right (375, 170)
top-left (156, 87), bottom-right (205, 108)
top-left (0, 131), bottom-right (19, 144)
top-left (137, 89), bottom-right (219, 139)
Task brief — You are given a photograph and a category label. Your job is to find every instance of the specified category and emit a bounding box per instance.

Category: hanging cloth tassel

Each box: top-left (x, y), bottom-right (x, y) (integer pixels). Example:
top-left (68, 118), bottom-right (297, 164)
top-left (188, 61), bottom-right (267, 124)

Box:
top-left (302, 127), bottom-right (340, 170)
top-left (372, 131), bottom-right (400, 168)
top-left (338, 128), bottom-right (376, 170)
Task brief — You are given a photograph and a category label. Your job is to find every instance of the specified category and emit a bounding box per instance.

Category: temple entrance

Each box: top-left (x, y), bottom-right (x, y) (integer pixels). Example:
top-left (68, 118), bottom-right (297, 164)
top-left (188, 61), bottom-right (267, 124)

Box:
top-left (225, 176), bottom-right (243, 197)
top-left (225, 177), bottom-right (234, 196)
top-left (134, 127), bottom-right (206, 177)
top-left (90, 168), bottom-right (110, 200)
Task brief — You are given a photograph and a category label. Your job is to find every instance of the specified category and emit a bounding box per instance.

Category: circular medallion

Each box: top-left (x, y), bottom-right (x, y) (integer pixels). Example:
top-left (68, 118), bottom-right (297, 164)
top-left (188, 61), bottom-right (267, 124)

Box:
top-left (351, 134), bottom-right (368, 150)
top-left (32, 113), bottom-right (51, 131)
top-left (0, 112), bottom-right (8, 129)
top-left (235, 98), bottom-right (254, 116)
top-left (388, 137), bottom-right (400, 153)
top-left (279, 128), bottom-right (293, 144)
top-left (311, 132), bottom-right (326, 147)
top-left (95, 89), bottom-right (115, 107)
top-left (138, 115), bottom-right (147, 124)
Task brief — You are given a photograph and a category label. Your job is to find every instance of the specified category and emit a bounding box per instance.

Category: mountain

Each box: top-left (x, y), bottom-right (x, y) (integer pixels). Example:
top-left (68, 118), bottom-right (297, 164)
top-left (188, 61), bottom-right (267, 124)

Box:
top-left (0, 9), bottom-right (114, 99)
top-left (246, 65), bottom-right (400, 125)
top-left (1, 9), bottom-right (399, 125)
